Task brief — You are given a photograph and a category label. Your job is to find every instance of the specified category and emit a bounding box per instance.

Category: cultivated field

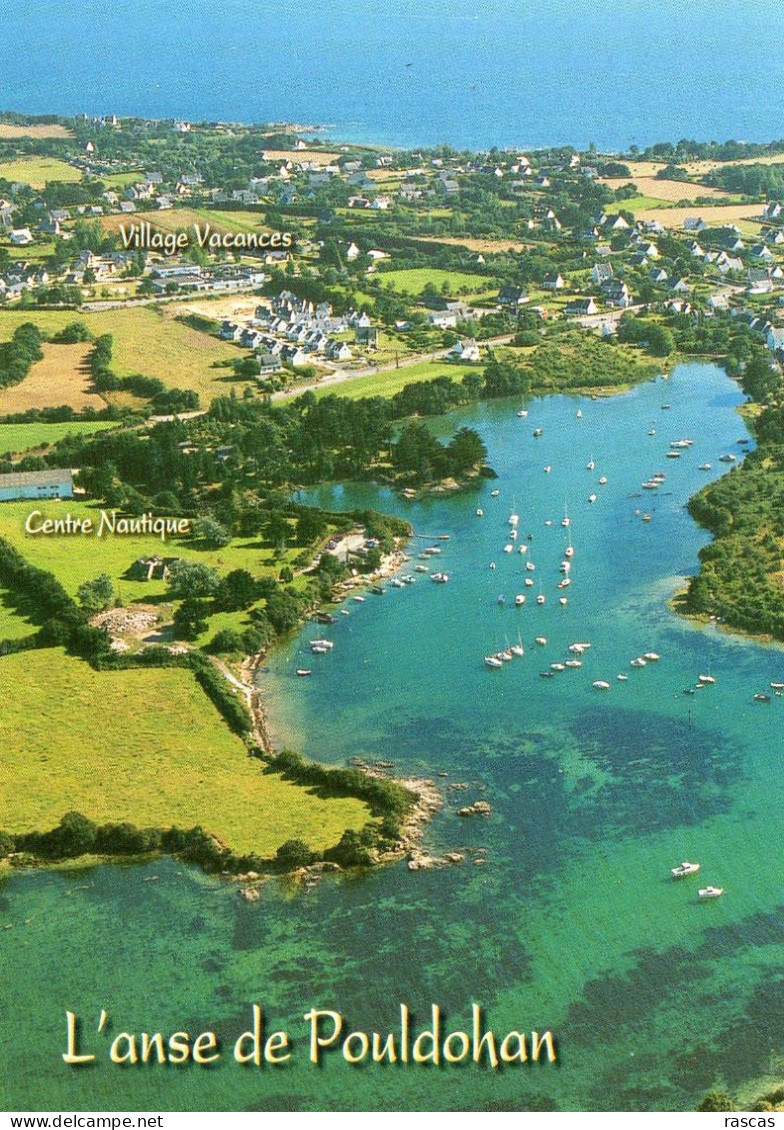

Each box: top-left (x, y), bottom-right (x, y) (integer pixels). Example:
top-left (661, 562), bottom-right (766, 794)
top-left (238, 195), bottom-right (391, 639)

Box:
top-left (100, 207), bottom-right (269, 236)
top-left (0, 308), bottom-right (244, 405)
top-left (414, 235), bottom-right (532, 253)
top-left (0, 343), bottom-right (102, 415)
top-left (260, 149), bottom-right (341, 165)
top-left (599, 176), bottom-right (733, 202)
top-left (0, 123), bottom-right (73, 139)
top-left (635, 203), bottom-right (766, 229)
top-left (0, 648), bottom-right (371, 856)
top-left (0, 420), bottom-right (119, 456)
top-left (0, 156), bottom-right (81, 186)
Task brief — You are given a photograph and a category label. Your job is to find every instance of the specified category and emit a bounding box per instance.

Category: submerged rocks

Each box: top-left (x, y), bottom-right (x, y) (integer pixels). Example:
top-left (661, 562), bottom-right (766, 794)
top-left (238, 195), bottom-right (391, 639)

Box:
top-left (457, 800), bottom-right (492, 818)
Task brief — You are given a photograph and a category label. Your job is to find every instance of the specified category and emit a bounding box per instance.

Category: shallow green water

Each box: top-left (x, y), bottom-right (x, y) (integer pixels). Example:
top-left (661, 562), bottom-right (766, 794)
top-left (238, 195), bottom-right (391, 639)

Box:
top-left (3, 363), bottom-right (783, 1112)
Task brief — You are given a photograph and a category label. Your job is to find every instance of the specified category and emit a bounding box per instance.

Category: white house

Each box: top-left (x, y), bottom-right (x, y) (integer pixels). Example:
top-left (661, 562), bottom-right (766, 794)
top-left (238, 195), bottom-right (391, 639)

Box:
top-left (448, 337), bottom-right (481, 362)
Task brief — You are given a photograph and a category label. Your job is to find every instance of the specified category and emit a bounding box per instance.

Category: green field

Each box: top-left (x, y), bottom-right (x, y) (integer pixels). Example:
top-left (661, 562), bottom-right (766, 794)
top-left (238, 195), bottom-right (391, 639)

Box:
top-left (0, 499), bottom-right (291, 604)
top-left (312, 359), bottom-right (483, 401)
top-left (615, 194), bottom-right (670, 212)
top-left (0, 590), bottom-right (37, 641)
top-left (0, 157), bottom-right (81, 186)
top-left (0, 648), bottom-right (370, 856)
top-left (0, 421), bottom-right (119, 456)
top-left (375, 267), bottom-right (495, 296)
top-left (0, 308), bottom-right (244, 404)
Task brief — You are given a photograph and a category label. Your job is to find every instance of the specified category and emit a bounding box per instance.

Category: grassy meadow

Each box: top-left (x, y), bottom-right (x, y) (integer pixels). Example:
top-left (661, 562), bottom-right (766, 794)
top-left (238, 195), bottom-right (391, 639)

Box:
top-left (0, 156), bottom-right (81, 186)
top-left (0, 499), bottom-right (290, 603)
top-left (0, 648), bottom-right (371, 856)
top-left (0, 420), bottom-right (119, 457)
top-left (312, 359), bottom-right (482, 401)
top-left (376, 267), bottom-right (495, 296)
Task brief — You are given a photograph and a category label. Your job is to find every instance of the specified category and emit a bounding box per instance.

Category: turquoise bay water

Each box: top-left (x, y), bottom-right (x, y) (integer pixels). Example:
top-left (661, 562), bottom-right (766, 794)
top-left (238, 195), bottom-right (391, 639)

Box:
top-left (3, 363), bottom-right (784, 1112)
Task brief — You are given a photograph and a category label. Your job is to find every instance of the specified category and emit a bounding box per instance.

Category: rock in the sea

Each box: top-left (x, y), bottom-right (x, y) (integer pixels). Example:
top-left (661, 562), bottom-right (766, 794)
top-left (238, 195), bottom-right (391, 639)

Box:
top-left (457, 800), bottom-right (492, 818)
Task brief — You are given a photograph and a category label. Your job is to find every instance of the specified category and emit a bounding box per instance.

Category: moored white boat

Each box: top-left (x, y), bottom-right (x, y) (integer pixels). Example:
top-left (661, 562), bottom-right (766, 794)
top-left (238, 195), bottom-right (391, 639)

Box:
top-left (698, 886), bottom-right (724, 899)
top-left (592, 680), bottom-right (610, 690)
top-left (485, 655), bottom-right (503, 668)
top-left (535, 636), bottom-right (547, 646)
top-left (671, 861), bottom-right (700, 878)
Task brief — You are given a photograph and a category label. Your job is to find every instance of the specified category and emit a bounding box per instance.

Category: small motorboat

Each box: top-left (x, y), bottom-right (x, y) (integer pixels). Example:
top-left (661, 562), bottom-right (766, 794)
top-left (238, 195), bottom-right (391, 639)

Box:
top-left (588, 494), bottom-right (597, 503)
top-left (491, 489), bottom-right (501, 497)
top-left (754, 692), bottom-right (771, 702)
top-left (592, 680), bottom-right (610, 690)
top-left (430, 572), bottom-right (449, 583)
top-left (630, 657), bottom-right (647, 668)
top-left (296, 669), bottom-right (312, 677)
top-left (535, 636), bottom-right (547, 646)
top-left (617, 674), bottom-right (629, 681)
top-left (565, 659), bottom-right (582, 668)
top-left (718, 453), bottom-right (736, 463)
top-left (533, 428), bottom-right (543, 437)
top-left (698, 463), bottom-right (712, 471)
top-left (353, 594), bottom-right (366, 602)
top-left (643, 652), bottom-right (660, 661)
top-left (310, 639), bottom-right (334, 650)
top-left (537, 594), bottom-right (546, 605)
top-left (697, 674), bottom-right (716, 685)
top-left (515, 594), bottom-right (526, 606)
top-left (671, 861), bottom-right (700, 878)
top-left (476, 508), bottom-right (484, 516)
top-left (559, 597), bottom-right (568, 606)
top-left (539, 670), bottom-right (556, 679)
top-left (698, 886), bottom-right (724, 899)
top-left (517, 409), bottom-right (528, 418)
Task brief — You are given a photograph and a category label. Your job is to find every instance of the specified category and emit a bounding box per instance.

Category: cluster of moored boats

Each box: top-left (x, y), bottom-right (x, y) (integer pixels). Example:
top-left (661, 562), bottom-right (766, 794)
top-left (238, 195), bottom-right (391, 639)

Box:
top-left (670, 860), bottom-right (724, 899)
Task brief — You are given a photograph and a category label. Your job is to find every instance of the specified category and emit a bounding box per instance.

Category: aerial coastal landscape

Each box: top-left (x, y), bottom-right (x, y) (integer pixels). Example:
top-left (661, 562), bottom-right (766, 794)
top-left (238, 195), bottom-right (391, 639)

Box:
top-left (2, 0), bottom-right (784, 1116)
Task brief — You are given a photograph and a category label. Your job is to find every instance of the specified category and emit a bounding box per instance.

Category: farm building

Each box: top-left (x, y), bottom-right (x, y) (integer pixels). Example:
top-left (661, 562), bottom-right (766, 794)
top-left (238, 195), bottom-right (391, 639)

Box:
top-left (0, 468), bottom-right (74, 502)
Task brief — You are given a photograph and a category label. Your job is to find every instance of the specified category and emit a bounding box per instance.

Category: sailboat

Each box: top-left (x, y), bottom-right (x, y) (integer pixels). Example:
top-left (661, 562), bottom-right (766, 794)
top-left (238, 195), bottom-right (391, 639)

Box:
top-left (511, 631), bottom-right (525, 657)
top-left (564, 535), bottom-right (575, 559)
top-left (561, 503), bottom-right (570, 529)
top-left (586, 454), bottom-right (596, 471)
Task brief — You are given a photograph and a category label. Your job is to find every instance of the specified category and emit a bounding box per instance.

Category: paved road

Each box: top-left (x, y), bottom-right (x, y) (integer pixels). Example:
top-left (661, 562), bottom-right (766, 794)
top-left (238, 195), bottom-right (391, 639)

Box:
top-left (273, 333), bottom-right (517, 400)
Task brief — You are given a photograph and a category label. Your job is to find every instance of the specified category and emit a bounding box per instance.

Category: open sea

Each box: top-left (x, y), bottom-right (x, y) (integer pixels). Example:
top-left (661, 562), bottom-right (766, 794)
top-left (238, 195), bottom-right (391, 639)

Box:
top-left (3, 0), bottom-right (784, 151)
top-left (3, 3), bottom-right (784, 1111)
top-left (4, 363), bottom-right (784, 1111)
